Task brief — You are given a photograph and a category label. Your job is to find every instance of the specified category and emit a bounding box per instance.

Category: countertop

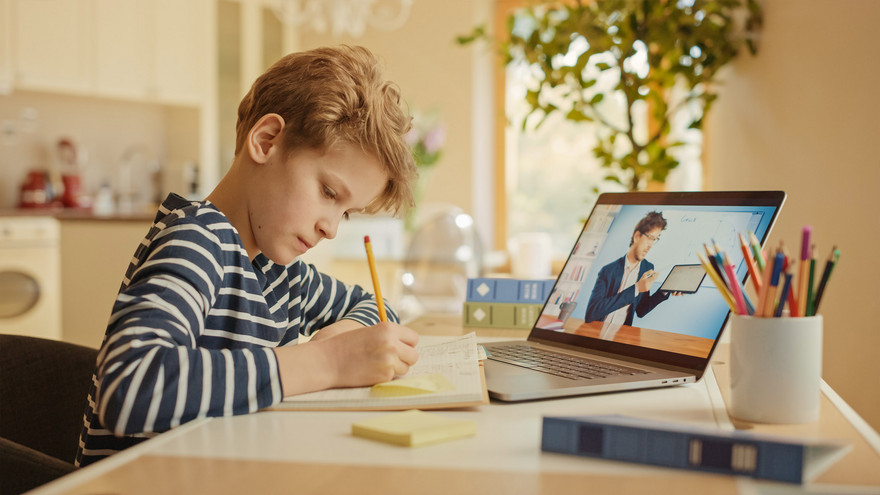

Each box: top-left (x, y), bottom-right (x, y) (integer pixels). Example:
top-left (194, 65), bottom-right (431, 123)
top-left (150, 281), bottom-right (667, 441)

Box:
top-left (0, 207), bottom-right (154, 222)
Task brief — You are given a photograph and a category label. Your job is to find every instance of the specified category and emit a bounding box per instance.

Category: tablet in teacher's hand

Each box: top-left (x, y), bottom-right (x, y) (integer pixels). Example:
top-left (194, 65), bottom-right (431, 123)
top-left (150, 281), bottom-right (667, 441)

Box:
top-left (658, 264), bottom-right (706, 294)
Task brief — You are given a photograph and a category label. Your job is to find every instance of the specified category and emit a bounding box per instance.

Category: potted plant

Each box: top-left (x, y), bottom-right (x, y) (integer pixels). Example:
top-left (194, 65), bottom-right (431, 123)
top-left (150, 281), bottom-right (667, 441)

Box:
top-left (459, 0), bottom-right (762, 191)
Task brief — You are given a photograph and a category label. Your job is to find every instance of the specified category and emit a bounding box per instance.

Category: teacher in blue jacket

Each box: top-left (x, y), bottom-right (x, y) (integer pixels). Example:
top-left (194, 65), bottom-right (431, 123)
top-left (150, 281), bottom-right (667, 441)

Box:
top-left (585, 211), bottom-right (673, 326)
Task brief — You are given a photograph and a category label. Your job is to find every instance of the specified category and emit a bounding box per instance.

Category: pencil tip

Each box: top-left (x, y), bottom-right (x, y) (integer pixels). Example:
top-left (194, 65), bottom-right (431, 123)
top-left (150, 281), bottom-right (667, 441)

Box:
top-left (364, 235), bottom-right (370, 243)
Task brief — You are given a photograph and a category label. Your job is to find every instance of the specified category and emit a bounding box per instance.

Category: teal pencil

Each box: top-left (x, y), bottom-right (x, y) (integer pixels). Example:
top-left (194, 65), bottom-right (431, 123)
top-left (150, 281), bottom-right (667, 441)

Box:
top-left (812, 246), bottom-right (840, 315)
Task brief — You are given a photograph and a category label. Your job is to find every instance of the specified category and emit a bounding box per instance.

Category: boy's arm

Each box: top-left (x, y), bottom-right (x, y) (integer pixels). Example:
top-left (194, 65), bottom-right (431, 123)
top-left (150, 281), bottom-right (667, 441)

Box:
top-left (295, 260), bottom-right (399, 337)
top-left (93, 224), bottom-right (283, 437)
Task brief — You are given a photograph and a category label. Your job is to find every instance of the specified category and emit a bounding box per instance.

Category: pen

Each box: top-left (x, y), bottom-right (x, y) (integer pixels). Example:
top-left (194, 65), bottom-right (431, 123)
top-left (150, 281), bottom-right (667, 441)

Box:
top-left (364, 235), bottom-right (388, 322)
top-left (812, 246), bottom-right (839, 315)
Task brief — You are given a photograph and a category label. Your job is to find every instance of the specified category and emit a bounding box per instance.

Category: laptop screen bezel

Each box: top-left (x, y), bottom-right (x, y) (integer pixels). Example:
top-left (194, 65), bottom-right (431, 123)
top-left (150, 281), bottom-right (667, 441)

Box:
top-left (526, 190), bottom-right (786, 375)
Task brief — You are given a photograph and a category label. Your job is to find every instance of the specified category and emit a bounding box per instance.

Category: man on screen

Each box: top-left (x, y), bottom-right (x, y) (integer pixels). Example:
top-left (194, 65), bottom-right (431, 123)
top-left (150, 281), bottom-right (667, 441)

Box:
top-left (584, 211), bottom-right (675, 326)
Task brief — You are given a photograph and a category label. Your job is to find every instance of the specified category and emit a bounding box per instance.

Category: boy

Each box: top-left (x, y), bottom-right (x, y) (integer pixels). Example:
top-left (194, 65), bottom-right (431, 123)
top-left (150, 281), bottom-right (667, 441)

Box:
top-left (75, 45), bottom-right (420, 467)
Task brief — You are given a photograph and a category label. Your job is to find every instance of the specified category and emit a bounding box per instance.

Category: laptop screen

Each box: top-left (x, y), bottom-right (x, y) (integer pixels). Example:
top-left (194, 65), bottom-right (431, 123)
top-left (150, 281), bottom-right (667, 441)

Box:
top-left (531, 191), bottom-right (785, 372)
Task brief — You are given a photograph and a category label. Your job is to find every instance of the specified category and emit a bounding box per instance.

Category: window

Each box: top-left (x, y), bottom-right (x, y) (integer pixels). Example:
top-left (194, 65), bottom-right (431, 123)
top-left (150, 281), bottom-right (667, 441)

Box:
top-left (494, 2), bottom-right (703, 259)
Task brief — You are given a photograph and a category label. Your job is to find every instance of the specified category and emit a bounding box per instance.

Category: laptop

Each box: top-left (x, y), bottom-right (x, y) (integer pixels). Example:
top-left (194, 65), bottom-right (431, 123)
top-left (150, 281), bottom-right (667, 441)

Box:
top-left (484, 190), bottom-right (786, 401)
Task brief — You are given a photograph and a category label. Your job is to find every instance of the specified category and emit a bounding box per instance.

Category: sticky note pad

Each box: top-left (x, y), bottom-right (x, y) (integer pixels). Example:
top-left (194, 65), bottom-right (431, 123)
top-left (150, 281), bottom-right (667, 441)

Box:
top-left (352, 410), bottom-right (477, 447)
top-left (370, 373), bottom-right (455, 397)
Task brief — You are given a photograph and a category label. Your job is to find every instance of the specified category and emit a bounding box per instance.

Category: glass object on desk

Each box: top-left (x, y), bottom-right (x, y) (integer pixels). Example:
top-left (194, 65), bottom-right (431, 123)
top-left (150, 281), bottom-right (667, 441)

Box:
top-left (399, 205), bottom-right (483, 319)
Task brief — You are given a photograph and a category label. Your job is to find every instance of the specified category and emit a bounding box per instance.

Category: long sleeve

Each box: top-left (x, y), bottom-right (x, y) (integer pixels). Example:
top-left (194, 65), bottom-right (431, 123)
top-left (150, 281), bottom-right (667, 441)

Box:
top-left (584, 260), bottom-right (635, 323)
top-left (93, 219), bottom-right (283, 437)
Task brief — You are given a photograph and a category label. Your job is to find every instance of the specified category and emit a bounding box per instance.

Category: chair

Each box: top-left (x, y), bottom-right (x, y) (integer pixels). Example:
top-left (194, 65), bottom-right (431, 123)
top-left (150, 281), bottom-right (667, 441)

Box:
top-left (0, 335), bottom-right (98, 495)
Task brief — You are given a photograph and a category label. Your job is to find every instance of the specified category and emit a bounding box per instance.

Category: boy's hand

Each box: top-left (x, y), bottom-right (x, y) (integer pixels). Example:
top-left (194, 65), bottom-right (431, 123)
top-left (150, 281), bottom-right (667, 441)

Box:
top-left (273, 322), bottom-right (419, 397)
top-left (325, 322), bottom-right (419, 387)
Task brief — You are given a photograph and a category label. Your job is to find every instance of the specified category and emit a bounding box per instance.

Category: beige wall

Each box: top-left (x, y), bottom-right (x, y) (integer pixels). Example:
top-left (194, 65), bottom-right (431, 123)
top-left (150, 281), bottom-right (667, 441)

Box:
top-left (298, 0), bottom-right (488, 219)
top-left (706, 0), bottom-right (880, 430)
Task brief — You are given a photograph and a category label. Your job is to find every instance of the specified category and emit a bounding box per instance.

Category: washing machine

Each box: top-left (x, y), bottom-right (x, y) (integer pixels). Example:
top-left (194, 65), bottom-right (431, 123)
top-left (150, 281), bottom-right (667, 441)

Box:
top-left (0, 216), bottom-right (62, 340)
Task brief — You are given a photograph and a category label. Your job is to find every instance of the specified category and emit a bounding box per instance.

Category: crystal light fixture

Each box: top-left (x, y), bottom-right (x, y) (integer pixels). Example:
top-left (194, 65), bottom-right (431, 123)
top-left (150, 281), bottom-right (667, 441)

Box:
top-left (274, 0), bottom-right (413, 38)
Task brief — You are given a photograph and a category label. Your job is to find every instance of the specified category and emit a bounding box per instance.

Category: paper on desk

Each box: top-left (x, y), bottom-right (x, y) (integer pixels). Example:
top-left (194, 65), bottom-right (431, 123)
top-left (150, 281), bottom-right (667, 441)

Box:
top-left (273, 332), bottom-right (487, 410)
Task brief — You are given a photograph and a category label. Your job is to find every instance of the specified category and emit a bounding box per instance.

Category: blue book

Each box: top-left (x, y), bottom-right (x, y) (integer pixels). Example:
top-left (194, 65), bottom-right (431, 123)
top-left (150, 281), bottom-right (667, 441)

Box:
top-left (541, 415), bottom-right (850, 484)
top-left (466, 277), bottom-right (556, 303)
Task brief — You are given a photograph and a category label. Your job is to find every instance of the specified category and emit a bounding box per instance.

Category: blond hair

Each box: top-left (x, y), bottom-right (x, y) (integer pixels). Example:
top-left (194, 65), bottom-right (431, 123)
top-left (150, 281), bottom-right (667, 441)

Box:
top-left (235, 45), bottom-right (417, 215)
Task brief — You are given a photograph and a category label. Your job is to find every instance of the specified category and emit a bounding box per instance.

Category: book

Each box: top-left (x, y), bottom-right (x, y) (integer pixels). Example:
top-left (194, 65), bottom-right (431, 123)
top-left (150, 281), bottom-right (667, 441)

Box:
top-left (541, 414), bottom-right (851, 484)
top-left (462, 301), bottom-right (542, 329)
top-left (466, 277), bottom-right (556, 303)
top-left (351, 409), bottom-right (477, 447)
top-left (269, 333), bottom-right (488, 411)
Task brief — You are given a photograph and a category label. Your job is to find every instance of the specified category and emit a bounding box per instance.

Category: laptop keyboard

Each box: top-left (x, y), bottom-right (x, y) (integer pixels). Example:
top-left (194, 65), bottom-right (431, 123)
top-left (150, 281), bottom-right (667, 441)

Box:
top-left (488, 344), bottom-right (649, 380)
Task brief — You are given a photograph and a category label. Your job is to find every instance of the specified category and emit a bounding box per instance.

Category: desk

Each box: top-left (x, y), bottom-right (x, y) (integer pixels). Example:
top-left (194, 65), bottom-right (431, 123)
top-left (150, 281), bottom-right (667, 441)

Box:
top-left (33, 315), bottom-right (880, 494)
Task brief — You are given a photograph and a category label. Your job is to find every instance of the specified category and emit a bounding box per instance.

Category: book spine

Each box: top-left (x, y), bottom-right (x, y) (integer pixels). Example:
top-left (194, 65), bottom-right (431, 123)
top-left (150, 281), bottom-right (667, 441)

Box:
top-left (466, 278), bottom-right (556, 303)
top-left (462, 301), bottom-right (543, 329)
top-left (541, 417), bottom-right (805, 483)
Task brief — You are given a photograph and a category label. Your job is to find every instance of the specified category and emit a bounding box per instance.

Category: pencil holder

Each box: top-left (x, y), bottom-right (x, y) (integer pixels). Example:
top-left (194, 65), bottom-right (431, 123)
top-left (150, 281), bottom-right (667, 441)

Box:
top-left (729, 315), bottom-right (823, 424)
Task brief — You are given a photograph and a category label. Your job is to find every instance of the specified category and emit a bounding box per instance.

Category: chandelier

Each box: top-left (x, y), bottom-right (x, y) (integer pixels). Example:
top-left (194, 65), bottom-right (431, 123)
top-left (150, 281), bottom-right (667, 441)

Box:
top-left (274, 0), bottom-right (414, 38)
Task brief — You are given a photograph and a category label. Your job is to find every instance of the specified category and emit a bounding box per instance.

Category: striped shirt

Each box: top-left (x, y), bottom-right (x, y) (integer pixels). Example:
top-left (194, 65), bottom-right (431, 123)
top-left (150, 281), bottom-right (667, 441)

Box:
top-left (75, 193), bottom-right (394, 467)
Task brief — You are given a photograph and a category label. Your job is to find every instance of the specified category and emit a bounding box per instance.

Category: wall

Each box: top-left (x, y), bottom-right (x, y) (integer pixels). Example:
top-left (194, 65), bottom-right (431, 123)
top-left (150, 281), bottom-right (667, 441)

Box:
top-left (705, 0), bottom-right (880, 430)
top-left (297, 0), bottom-right (490, 230)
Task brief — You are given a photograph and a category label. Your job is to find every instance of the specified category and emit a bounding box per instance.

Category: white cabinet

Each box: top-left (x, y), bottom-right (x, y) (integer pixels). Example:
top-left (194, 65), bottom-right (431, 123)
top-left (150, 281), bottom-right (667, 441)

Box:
top-left (0, 0), bottom-right (12, 94)
top-left (7, 0), bottom-right (209, 106)
top-left (11, 0), bottom-right (93, 94)
top-left (153, 0), bottom-right (208, 105)
top-left (93, 0), bottom-right (153, 100)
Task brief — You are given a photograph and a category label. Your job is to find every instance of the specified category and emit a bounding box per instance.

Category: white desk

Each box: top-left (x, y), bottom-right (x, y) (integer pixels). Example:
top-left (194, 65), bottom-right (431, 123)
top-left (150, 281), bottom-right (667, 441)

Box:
top-left (32, 316), bottom-right (880, 495)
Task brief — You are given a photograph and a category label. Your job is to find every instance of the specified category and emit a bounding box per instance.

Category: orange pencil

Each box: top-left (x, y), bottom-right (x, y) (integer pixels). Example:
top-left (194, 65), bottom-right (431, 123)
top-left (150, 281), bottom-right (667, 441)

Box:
top-left (739, 233), bottom-right (762, 294)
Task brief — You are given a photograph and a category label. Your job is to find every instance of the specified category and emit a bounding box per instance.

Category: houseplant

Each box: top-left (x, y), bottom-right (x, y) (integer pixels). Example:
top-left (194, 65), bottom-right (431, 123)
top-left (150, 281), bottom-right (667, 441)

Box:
top-left (459, 0), bottom-right (762, 191)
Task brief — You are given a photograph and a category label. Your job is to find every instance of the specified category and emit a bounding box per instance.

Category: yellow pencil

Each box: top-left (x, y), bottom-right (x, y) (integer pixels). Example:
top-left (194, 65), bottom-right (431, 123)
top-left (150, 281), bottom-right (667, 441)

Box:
top-left (698, 252), bottom-right (737, 313)
top-left (364, 235), bottom-right (387, 322)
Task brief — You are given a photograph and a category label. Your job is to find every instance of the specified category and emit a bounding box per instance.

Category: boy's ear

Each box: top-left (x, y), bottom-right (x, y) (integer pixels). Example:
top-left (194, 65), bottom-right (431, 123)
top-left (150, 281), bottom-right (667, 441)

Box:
top-left (246, 114), bottom-right (285, 164)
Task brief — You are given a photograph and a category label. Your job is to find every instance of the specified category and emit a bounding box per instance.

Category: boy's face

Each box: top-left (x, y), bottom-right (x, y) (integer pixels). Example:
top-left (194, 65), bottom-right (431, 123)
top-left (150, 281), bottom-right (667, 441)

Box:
top-left (248, 142), bottom-right (387, 265)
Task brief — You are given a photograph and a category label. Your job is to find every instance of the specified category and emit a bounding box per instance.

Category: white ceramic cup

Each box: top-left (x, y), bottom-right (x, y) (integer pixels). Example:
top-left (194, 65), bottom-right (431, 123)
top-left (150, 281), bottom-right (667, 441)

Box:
top-left (510, 232), bottom-right (552, 279)
top-left (729, 315), bottom-right (823, 424)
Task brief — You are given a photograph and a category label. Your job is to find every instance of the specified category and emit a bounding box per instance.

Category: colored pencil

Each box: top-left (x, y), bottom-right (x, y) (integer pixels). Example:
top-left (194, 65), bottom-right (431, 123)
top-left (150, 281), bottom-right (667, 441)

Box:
top-left (805, 245), bottom-right (817, 317)
top-left (796, 226), bottom-right (812, 317)
top-left (739, 233), bottom-right (762, 294)
top-left (812, 246), bottom-right (840, 315)
top-left (763, 250), bottom-right (785, 317)
top-left (698, 251), bottom-right (737, 313)
top-left (749, 232), bottom-right (766, 272)
top-left (775, 270), bottom-right (794, 317)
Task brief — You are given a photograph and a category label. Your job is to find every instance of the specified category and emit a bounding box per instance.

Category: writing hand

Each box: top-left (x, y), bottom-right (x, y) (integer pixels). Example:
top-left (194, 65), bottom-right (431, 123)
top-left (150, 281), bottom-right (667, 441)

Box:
top-left (637, 270), bottom-right (657, 293)
top-left (325, 322), bottom-right (420, 387)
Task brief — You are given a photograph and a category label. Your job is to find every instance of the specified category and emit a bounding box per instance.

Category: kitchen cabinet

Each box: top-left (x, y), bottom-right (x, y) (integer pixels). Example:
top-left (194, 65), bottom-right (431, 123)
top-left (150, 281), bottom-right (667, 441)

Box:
top-left (12, 0), bottom-right (93, 94)
top-left (0, 0), bottom-right (12, 94)
top-left (153, 0), bottom-right (209, 106)
top-left (8, 0), bottom-right (209, 106)
top-left (93, 0), bottom-right (153, 100)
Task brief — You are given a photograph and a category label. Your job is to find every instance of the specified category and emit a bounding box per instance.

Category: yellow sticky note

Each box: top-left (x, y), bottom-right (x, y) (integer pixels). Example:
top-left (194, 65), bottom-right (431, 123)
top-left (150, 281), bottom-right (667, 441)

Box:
top-left (352, 410), bottom-right (477, 447)
top-left (370, 373), bottom-right (455, 397)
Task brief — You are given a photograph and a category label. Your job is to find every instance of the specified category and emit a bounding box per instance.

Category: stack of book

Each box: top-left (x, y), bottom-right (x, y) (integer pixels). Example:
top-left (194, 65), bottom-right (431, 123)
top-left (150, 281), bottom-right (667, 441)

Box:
top-left (462, 277), bottom-right (556, 329)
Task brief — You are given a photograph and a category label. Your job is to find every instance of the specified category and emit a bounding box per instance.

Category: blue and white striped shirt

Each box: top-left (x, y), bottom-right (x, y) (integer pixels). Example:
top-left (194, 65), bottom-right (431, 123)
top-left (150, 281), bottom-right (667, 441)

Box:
top-left (75, 193), bottom-right (393, 467)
